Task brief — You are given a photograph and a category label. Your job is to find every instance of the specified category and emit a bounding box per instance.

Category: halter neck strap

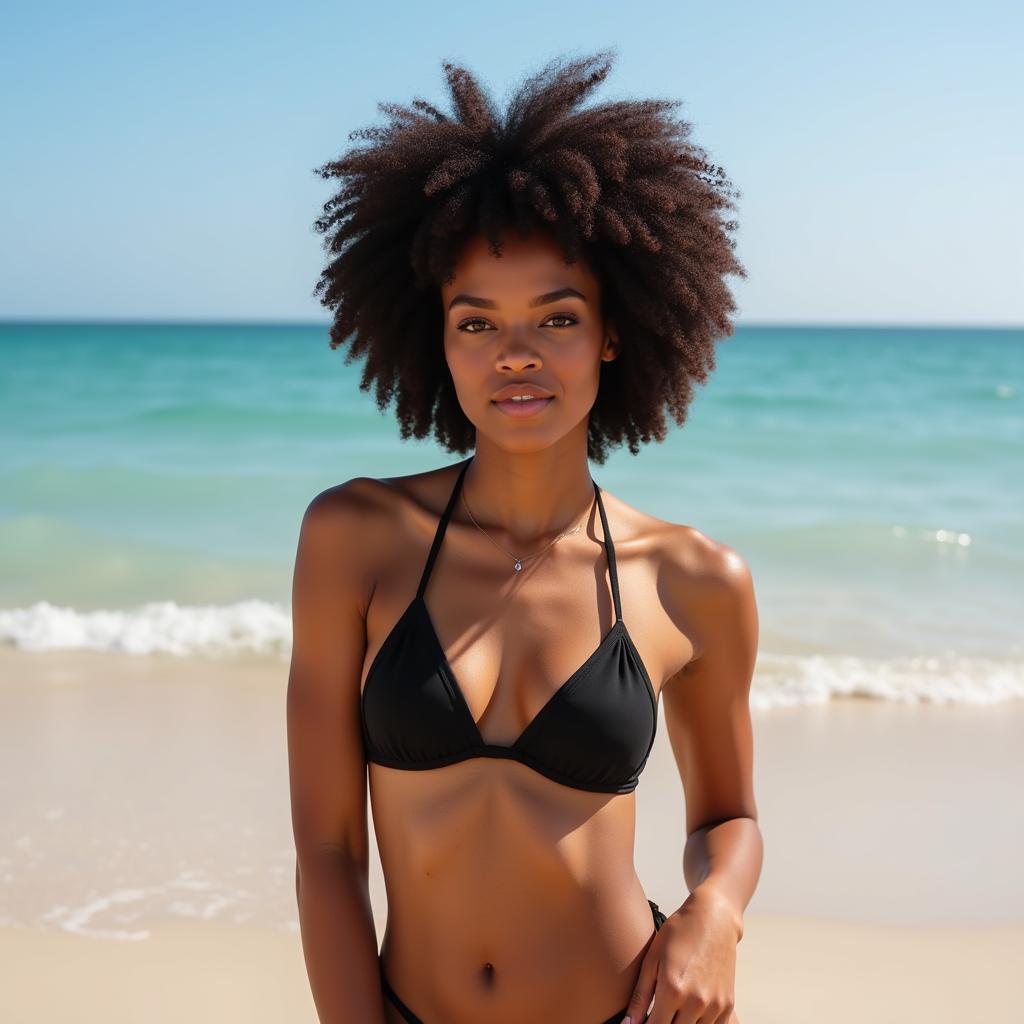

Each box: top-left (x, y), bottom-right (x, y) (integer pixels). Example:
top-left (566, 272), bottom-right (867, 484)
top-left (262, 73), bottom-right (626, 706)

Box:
top-left (416, 456), bottom-right (473, 600)
top-left (415, 455), bottom-right (622, 624)
top-left (594, 483), bottom-right (623, 623)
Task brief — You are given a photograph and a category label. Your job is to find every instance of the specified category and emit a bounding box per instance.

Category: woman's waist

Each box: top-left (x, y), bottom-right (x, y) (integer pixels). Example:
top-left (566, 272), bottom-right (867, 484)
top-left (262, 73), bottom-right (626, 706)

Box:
top-left (379, 877), bottom-right (659, 1022)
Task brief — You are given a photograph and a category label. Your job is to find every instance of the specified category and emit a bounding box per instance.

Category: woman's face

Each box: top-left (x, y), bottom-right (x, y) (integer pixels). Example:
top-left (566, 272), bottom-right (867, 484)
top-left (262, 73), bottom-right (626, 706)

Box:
top-left (440, 228), bottom-right (619, 455)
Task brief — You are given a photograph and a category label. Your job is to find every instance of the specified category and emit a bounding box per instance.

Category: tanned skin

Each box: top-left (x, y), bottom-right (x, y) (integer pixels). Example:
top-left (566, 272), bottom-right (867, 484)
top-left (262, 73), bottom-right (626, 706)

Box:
top-left (288, 226), bottom-right (762, 1024)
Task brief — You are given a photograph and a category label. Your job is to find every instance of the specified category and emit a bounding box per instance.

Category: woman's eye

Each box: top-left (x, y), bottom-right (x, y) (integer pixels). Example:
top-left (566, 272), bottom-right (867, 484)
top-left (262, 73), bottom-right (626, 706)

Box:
top-left (457, 318), bottom-right (492, 333)
top-left (455, 314), bottom-right (578, 333)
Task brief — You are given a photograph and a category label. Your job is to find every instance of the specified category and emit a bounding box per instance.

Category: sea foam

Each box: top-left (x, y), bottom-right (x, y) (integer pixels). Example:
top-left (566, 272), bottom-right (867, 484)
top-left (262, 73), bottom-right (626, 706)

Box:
top-left (2, 600), bottom-right (1022, 706)
top-left (0, 599), bottom-right (291, 658)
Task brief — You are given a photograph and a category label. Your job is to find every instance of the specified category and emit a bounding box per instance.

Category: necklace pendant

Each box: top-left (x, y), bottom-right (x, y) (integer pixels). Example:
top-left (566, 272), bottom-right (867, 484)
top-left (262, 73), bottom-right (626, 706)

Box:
top-left (513, 559), bottom-right (522, 573)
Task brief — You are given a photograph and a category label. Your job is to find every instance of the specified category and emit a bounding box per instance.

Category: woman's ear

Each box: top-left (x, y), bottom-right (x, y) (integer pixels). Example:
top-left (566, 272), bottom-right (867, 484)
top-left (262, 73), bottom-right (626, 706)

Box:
top-left (601, 320), bottom-right (621, 362)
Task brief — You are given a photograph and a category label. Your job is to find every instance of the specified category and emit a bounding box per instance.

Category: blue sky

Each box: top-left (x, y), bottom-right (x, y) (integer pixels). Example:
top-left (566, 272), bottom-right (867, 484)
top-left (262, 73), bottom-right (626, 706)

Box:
top-left (2, 0), bottom-right (1021, 325)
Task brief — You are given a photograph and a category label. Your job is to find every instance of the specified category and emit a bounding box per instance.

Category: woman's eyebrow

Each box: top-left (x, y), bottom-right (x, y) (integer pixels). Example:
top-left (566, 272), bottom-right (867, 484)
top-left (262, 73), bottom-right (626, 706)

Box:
top-left (447, 286), bottom-right (587, 312)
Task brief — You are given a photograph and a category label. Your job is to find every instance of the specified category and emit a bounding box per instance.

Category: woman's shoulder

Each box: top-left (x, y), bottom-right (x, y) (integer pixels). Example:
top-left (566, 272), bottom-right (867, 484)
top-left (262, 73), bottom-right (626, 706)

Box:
top-left (601, 488), bottom-right (753, 611)
top-left (603, 490), bottom-right (755, 667)
top-left (294, 462), bottom-right (466, 606)
top-left (300, 460), bottom-right (466, 542)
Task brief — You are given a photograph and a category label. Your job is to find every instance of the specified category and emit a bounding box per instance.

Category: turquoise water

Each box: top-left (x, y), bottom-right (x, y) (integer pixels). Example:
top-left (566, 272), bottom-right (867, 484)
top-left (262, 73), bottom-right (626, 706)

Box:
top-left (1, 321), bottom-right (1021, 704)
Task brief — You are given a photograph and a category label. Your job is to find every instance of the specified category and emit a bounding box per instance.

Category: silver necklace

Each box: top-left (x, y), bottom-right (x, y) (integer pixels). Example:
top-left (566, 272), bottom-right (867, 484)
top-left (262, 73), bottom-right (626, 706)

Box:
top-left (460, 486), bottom-right (594, 573)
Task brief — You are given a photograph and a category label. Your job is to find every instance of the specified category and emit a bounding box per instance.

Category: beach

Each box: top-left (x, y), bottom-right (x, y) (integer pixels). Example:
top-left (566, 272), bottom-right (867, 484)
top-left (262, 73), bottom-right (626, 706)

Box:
top-left (2, 321), bottom-right (1021, 1020)
top-left (3, 645), bottom-right (1022, 1022)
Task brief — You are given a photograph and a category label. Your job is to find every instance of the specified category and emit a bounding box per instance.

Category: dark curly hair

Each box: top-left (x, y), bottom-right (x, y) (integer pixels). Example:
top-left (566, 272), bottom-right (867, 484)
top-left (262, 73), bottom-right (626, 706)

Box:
top-left (311, 48), bottom-right (746, 464)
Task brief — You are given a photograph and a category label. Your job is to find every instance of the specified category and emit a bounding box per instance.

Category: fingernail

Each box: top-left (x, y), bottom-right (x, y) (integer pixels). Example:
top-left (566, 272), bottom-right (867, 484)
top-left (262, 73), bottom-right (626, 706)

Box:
top-left (620, 1018), bottom-right (632, 1024)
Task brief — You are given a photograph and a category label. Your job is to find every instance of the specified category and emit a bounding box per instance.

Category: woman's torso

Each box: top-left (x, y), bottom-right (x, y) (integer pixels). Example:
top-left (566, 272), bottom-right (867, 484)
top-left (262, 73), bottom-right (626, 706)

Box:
top-left (358, 460), bottom-right (696, 1023)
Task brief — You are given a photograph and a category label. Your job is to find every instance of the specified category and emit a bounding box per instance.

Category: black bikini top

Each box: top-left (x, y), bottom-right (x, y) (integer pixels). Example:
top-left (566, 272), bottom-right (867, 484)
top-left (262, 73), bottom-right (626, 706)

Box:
top-left (360, 457), bottom-right (658, 794)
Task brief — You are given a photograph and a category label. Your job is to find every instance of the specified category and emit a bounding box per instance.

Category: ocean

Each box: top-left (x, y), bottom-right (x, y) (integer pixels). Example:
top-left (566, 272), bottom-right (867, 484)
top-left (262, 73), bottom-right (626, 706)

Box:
top-left (2, 321), bottom-right (1021, 707)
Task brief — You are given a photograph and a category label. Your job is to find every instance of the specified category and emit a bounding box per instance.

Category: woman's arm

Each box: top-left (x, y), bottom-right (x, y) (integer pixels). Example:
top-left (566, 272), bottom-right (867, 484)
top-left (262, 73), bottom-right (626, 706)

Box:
top-left (663, 533), bottom-right (762, 935)
top-left (286, 480), bottom-right (388, 1023)
top-left (621, 529), bottom-right (762, 1024)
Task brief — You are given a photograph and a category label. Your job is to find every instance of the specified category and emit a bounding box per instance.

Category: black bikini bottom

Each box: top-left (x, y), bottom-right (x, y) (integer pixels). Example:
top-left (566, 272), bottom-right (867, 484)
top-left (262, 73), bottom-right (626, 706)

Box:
top-left (381, 897), bottom-right (668, 1024)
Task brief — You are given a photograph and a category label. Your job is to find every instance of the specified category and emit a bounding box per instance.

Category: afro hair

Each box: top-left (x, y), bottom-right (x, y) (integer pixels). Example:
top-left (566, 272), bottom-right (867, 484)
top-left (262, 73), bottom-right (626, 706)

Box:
top-left (312, 48), bottom-right (746, 464)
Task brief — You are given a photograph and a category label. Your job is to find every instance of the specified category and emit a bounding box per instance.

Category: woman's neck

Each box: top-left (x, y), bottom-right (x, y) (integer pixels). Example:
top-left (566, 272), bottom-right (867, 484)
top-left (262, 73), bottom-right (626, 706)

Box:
top-left (458, 441), bottom-right (598, 544)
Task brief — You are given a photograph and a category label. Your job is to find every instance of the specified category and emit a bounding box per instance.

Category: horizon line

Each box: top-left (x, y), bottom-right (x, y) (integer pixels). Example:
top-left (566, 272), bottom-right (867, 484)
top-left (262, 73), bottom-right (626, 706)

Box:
top-left (1, 317), bottom-right (1022, 331)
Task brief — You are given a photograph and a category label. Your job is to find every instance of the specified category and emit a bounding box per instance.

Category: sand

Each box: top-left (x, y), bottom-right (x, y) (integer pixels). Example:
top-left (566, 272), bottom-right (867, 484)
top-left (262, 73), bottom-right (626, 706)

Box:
top-left (2, 647), bottom-right (1022, 1021)
top-left (2, 917), bottom-right (1022, 1022)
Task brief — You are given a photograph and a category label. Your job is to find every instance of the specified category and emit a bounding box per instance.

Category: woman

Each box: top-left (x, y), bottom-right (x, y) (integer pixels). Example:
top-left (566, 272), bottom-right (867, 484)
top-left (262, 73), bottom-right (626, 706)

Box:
top-left (288, 50), bottom-right (763, 1024)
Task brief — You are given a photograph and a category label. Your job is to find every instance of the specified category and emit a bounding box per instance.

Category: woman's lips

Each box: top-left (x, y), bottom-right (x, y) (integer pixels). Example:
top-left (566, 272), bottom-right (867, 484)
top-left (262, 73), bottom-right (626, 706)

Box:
top-left (492, 396), bottom-right (554, 418)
